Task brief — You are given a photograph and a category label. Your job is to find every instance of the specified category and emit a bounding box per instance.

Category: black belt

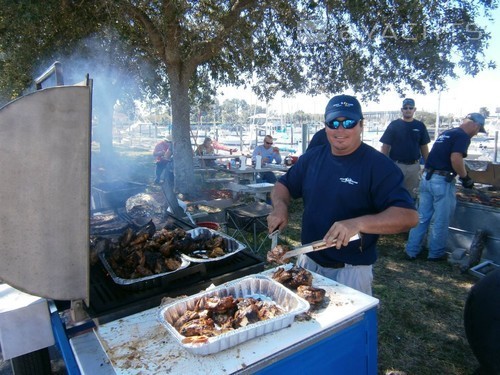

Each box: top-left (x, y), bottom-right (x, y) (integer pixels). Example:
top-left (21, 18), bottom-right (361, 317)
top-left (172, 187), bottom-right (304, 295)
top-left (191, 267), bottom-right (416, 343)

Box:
top-left (330, 261), bottom-right (345, 269)
top-left (393, 160), bottom-right (419, 165)
top-left (424, 168), bottom-right (454, 176)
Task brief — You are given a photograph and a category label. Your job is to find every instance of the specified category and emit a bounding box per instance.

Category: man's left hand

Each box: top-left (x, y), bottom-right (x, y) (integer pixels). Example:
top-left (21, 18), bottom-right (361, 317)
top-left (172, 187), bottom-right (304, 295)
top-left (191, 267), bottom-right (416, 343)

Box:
top-left (460, 174), bottom-right (474, 189)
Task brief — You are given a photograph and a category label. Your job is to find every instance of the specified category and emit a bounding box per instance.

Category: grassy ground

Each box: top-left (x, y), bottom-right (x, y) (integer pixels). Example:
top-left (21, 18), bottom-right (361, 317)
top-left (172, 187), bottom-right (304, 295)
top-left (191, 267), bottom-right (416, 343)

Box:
top-left (97, 145), bottom-right (481, 375)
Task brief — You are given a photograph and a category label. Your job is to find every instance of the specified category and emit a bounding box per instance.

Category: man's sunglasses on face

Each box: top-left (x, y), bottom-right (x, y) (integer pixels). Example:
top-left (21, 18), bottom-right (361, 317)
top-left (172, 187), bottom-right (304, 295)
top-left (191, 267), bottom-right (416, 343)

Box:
top-left (402, 107), bottom-right (414, 110)
top-left (265, 141), bottom-right (273, 145)
top-left (325, 119), bottom-right (359, 129)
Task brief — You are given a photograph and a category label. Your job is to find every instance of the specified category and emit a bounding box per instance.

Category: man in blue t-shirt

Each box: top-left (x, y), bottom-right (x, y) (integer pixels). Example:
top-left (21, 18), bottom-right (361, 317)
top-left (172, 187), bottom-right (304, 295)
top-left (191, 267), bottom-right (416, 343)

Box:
top-left (267, 94), bottom-right (418, 295)
top-left (380, 98), bottom-right (431, 200)
top-left (406, 113), bottom-right (486, 261)
top-left (252, 135), bottom-right (282, 183)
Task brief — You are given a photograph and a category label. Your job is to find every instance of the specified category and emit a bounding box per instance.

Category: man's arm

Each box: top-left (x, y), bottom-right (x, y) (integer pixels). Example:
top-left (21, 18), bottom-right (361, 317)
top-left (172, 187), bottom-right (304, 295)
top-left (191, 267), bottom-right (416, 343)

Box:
top-left (420, 144), bottom-right (429, 162)
top-left (380, 144), bottom-right (391, 156)
top-left (267, 182), bottom-right (291, 233)
top-left (272, 147), bottom-right (282, 164)
top-left (451, 152), bottom-right (467, 178)
top-left (324, 206), bottom-right (419, 249)
top-left (213, 140), bottom-right (233, 152)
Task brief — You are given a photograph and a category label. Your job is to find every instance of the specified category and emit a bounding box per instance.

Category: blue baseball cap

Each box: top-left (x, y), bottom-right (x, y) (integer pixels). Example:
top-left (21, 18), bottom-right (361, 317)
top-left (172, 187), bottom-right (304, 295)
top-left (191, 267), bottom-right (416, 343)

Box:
top-left (466, 113), bottom-right (486, 133)
top-left (325, 95), bottom-right (363, 123)
top-left (402, 98), bottom-right (415, 107)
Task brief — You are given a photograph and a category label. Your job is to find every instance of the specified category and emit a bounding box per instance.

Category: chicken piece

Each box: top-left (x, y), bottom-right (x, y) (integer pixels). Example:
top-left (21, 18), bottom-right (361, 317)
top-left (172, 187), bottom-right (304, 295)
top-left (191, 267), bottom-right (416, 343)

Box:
top-left (165, 257), bottom-right (181, 271)
top-left (256, 301), bottom-right (284, 320)
top-left (297, 285), bottom-right (326, 305)
top-left (173, 310), bottom-right (199, 330)
top-left (267, 245), bottom-right (289, 264)
top-left (158, 240), bottom-right (174, 257)
top-left (233, 299), bottom-right (260, 327)
top-left (173, 310), bottom-right (200, 330)
top-left (179, 317), bottom-right (217, 337)
top-left (208, 247), bottom-right (226, 258)
top-left (211, 311), bottom-right (235, 329)
top-left (288, 267), bottom-right (313, 289)
top-left (272, 267), bottom-right (293, 284)
top-left (120, 227), bottom-right (135, 247)
top-left (200, 296), bottom-right (238, 313)
top-left (130, 232), bottom-right (150, 246)
top-left (204, 236), bottom-right (224, 250)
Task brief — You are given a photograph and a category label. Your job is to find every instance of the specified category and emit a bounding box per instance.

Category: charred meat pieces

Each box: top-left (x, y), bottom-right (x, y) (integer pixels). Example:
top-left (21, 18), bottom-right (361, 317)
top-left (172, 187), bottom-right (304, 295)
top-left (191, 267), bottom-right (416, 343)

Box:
top-left (296, 285), bottom-right (326, 305)
top-left (267, 245), bottom-right (289, 265)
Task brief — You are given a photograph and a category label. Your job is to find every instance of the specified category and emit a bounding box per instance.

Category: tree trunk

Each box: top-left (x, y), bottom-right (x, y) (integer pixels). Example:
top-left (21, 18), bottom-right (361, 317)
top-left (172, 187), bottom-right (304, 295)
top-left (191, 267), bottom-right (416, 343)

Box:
top-left (169, 72), bottom-right (196, 196)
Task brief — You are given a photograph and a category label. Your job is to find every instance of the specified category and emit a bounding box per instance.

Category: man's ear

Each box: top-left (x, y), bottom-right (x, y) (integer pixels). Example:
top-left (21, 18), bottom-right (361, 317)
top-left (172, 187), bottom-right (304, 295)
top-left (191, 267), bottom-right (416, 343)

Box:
top-left (359, 119), bottom-right (364, 129)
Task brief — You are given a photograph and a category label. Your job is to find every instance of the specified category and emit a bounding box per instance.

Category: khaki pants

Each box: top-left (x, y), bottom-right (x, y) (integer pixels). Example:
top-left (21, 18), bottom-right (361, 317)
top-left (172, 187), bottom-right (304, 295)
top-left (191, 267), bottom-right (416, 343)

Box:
top-left (395, 162), bottom-right (421, 199)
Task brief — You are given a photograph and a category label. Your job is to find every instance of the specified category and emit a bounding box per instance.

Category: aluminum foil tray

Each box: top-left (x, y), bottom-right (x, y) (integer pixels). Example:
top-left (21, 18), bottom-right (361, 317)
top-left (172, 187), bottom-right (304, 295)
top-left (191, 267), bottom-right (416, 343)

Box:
top-left (180, 227), bottom-right (246, 263)
top-left (99, 252), bottom-right (190, 291)
top-left (158, 275), bottom-right (310, 355)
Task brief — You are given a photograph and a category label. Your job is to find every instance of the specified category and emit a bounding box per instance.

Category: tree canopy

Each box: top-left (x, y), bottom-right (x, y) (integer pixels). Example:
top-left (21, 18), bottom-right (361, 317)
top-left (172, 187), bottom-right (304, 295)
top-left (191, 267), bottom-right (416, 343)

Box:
top-left (0, 0), bottom-right (497, 194)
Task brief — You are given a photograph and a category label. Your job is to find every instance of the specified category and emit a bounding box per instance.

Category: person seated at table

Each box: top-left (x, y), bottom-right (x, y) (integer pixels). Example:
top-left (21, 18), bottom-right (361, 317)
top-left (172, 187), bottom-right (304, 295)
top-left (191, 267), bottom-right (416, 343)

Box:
top-left (195, 137), bottom-right (217, 167)
top-left (195, 137), bottom-right (237, 167)
top-left (252, 135), bottom-right (282, 183)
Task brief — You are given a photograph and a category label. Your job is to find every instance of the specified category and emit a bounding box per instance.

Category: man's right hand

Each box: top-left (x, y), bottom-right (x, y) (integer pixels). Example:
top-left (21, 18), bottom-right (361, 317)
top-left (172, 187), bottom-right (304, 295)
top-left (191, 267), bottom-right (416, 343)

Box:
top-left (460, 174), bottom-right (474, 189)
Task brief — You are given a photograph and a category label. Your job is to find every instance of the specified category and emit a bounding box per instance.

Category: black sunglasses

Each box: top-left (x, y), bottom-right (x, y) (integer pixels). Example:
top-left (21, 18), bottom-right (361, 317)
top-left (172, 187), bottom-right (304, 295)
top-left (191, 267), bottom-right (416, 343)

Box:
top-left (325, 119), bottom-right (359, 129)
top-left (402, 106), bottom-right (414, 110)
top-left (265, 141), bottom-right (273, 145)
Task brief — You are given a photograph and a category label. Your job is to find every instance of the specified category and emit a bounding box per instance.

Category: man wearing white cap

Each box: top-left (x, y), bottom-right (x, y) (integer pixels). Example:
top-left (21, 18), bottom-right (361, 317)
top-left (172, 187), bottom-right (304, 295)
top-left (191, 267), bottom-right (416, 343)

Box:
top-left (406, 113), bottom-right (486, 261)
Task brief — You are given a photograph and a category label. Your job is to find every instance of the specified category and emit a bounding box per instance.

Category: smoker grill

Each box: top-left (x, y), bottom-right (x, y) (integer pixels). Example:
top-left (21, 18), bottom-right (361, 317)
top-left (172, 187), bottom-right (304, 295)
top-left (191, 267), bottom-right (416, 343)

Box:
top-left (87, 248), bottom-right (264, 324)
top-left (86, 212), bottom-right (264, 324)
top-left (0, 66), bottom-right (264, 365)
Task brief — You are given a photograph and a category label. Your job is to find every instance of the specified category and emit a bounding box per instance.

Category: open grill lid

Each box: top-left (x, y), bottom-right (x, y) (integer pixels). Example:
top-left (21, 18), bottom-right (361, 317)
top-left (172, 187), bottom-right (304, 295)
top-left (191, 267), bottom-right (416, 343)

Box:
top-left (0, 76), bottom-right (92, 303)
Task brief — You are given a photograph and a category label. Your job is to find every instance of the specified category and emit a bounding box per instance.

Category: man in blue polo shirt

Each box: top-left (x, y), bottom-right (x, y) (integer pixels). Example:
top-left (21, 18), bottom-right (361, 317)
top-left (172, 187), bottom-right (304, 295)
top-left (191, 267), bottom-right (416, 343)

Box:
top-left (380, 98), bottom-right (431, 200)
top-left (267, 94), bottom-right (418, 295)
top-left (406, 113), bottom-right (486, 261)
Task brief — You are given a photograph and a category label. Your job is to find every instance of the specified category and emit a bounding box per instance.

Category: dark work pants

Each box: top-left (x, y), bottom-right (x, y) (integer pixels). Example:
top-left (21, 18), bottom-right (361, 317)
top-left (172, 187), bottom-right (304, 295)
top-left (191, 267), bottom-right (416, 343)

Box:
top-left (155, 160), bottom-right (174, 185)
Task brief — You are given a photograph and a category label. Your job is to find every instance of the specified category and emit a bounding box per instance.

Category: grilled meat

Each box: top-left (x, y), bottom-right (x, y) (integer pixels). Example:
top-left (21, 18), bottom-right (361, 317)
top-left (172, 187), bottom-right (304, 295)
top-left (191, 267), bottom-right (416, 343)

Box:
top-left (179, 317), bottom-right (217, 337)
top-left (296, 285), bottom-right (326, 305)
top-left (233, 298), bottom-right (260, 327)
top-left (272, 266), bottom-right (313, 289)
top-left (272, 267), bottom-right (293, 284)
top-left (172, 294), bottom-right (284, 339)
top-left (102, 224), bottom-right (230, 279)
top-left (288, 267), bottom-right (313, 289)
top-left (267, 245), bottom-right (289, 264)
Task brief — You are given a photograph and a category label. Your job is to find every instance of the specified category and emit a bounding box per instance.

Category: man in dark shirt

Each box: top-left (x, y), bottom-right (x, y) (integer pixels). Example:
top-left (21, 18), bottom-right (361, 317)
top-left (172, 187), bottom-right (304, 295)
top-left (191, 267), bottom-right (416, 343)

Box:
top-left (268, 94), bottom-right (418, 295)
top-left (380, 98), bottom-right (431, 200)
top-left (406, 113), bottom-right (486, 261)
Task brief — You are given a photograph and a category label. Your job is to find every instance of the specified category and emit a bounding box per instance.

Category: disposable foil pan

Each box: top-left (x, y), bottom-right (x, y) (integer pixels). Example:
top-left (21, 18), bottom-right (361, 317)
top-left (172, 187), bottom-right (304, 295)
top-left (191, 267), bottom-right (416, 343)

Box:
top-left (158, 275), bottom-right (310, 355)
top-left (180, 227), bottom-right (246, 263)
top-left (99, 252), bottom-right (190, 291)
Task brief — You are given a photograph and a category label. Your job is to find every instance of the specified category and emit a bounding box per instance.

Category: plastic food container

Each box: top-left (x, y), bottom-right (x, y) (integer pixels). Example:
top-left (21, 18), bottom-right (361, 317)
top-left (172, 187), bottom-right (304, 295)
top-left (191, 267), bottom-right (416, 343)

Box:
top-left (158, 275), bottom-right (310, 355)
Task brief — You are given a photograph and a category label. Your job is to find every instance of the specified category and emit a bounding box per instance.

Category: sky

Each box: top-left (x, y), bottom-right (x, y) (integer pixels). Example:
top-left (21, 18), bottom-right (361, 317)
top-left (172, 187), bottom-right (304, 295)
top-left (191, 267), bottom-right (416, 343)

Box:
top-left (218, 6), bottom-right (500, 118)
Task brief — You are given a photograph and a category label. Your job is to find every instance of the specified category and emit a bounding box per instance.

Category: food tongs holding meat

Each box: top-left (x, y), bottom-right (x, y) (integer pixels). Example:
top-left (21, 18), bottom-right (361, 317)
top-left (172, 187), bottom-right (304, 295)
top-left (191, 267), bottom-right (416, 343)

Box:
top-left (267, 234), bottom-right (360, 265)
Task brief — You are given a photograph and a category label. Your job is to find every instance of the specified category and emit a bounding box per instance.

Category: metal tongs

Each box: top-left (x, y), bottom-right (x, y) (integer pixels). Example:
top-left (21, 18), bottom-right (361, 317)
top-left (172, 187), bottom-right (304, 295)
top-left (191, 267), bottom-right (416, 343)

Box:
top-left (268, 229), bottom-right (280, 249)
top-left (281, 234), bottom-right (360, 260)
